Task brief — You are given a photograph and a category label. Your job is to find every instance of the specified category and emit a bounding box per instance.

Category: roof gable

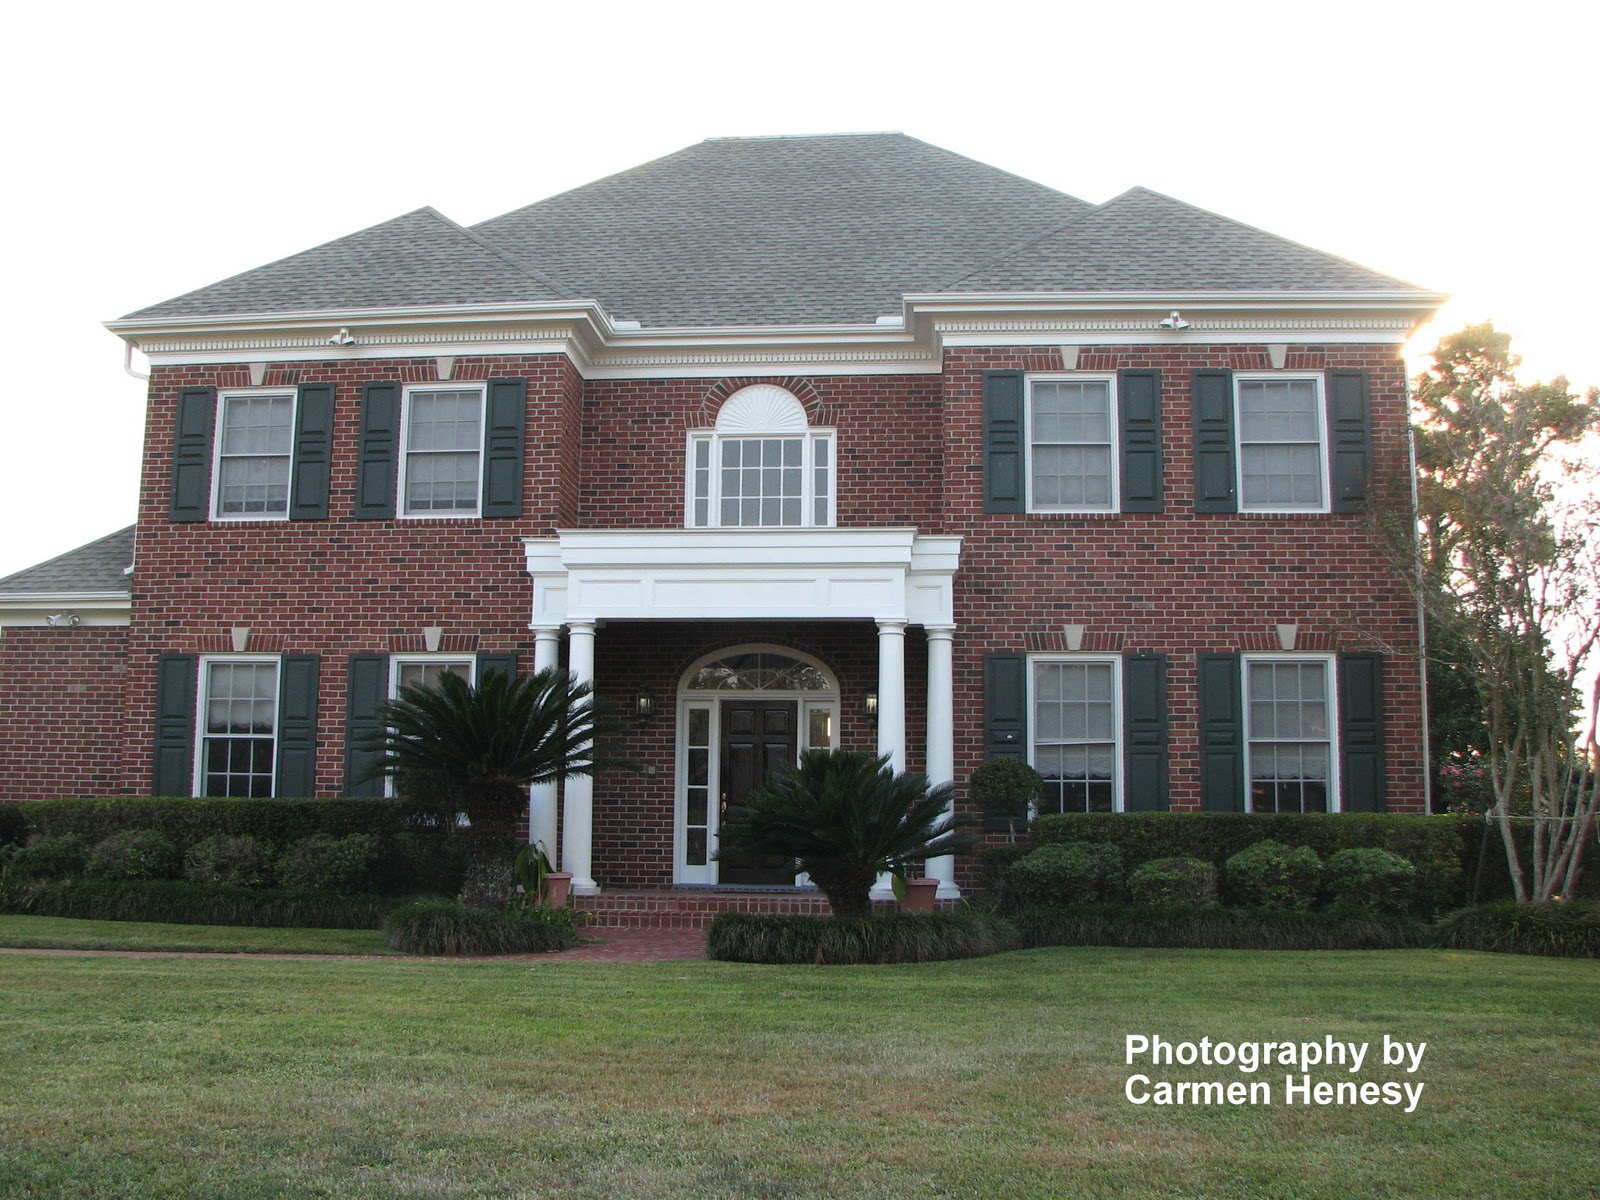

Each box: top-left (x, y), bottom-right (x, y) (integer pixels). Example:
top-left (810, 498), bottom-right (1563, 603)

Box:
top-left (126, 208), bottom-right (571, 320)
top-left (0, 527), bottom-right (135, 596)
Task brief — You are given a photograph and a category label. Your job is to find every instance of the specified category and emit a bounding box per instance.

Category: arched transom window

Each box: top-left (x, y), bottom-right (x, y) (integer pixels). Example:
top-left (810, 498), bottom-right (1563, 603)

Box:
top-left (687, 386), bottom-right (835, 527)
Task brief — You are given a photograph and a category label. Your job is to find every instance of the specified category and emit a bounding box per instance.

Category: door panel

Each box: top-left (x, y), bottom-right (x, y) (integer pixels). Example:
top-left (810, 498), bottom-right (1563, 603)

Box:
top-left (718, 700), bottom-right (797, 885)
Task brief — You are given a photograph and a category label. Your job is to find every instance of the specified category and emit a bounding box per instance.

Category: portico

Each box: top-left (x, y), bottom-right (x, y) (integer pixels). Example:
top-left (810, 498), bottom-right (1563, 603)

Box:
top-left (523, 529), bottom-right (962, 898)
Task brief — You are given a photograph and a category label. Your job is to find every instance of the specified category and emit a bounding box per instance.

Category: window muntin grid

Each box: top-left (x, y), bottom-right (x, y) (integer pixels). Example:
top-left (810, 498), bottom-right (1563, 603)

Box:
top-left (687, 431), bottom-right (834, 528)
top-left (1030, 378), bottom-right (1115, 511)
top-left (199, 659), bottom-right (279, 798)
top-left (1246, 658), bottom-right (1334, 813)
top-left (394, 658), bottom-right (474, 694)
top-left (403, 388), bottom-right (484, 515)
top-left (215, 392), bottom-right (294, 517)
top-left (1236, 377), bottom-right (1326, 511)
top-left (1031, 659), bottom-right (1119, 814)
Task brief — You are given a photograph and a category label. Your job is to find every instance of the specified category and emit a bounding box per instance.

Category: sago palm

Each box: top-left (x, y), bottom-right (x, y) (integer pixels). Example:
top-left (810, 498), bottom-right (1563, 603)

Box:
top-left (717, 748), bottom-right (971, 917)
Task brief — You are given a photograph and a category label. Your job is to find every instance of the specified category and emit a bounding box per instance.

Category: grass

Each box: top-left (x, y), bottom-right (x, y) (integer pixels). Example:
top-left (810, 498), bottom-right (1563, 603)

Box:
top-left (0, 914), bottom-right (394, 956)
top-left (0, 947), bottom-right (1596, 1197)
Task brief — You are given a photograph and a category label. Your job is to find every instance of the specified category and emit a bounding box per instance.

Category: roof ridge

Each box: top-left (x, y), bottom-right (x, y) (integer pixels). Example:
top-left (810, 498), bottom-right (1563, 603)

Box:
top-left (419, 207), bottom-right (579, 300)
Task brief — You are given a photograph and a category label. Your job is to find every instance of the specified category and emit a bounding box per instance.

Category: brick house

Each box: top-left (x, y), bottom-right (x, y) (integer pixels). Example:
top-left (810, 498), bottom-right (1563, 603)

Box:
top-left (0, 133), bottom-right (1442, 899)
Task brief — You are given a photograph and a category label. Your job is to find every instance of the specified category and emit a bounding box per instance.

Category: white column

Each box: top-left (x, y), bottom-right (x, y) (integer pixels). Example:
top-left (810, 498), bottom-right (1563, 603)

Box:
top-left (527, 624), bottom-right (561, 858)
top-left (562, 620), bottom-right (600, 894)
top-left (923, 625), bottom-right (960, 900)
top-left (871, 619), bottom-right (908, 901)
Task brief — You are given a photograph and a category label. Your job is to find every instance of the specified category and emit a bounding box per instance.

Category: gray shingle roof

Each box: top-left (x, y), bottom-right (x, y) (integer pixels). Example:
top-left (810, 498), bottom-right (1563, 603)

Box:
top-left (0, 527), bottom-right (135, 596)
top-left (123, 135), bottom-right (1431, 327)
top-left (126, 208), bottom-right (571, 320)
top-left (945, 187), bottom-right (1422, 293)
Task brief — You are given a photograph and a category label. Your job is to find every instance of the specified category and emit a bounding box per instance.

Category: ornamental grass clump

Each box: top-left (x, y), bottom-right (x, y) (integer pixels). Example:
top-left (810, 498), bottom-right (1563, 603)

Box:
top-left (1127, 856), bottom-right (1218, 907)
top-left (382, 898), bottom-right (580, 956)
top-left (706, 910), bottom-right (1019, 965)
top-left (1008, 842), bottom-right (1125, 906)
top-left (1323, 847), bottom-right (1417, 916)
top-left (84, 830), bottom-right (180, 882)
top-left (1433, 900), bottom-right (1600, 958)
top-left (1224, 840), bottom-right (1323, 910)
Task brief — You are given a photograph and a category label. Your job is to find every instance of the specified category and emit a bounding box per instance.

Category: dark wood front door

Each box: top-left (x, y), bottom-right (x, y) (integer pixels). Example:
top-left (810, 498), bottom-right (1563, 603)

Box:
top-left (718, 699), bottom-right (798, 885)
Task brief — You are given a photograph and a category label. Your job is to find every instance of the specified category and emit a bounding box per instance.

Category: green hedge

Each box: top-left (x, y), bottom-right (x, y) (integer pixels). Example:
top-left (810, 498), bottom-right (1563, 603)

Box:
top-left (17, 798), bottom-right (466, 896)
top-left (1031, 812), bottom-right (1470, 913)
top-left (706, 910), bottom-right (1021, 965)
top-left (382, 899), bottom-right (580, 956)
top-left (1011, 903), bottom-right (1433, 951)
top-left (2, 878), bottom-right (395, 929)
top-left (1433, 901), bottom-right (1600, 958)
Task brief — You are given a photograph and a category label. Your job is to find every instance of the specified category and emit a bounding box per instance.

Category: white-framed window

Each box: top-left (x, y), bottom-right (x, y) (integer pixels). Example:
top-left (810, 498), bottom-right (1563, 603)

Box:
top-left (212, 389), bottom-right (295, 519)
top-left (391, 655), bottom-right (476, 697)
top-left (1234, 374), bottom-right (1328, 512)
top-left (1027, 374), bottom-right (1118, 512)
top-left (196, 657), bottom-right (280, 798)
top-left (1029, 655), bottom-right (1122, 814)
top-left (686, 385), bottom-right (834, 528)
top-left (400, 384), bottom-right (487, 517)
top-left (1244, 654), bottom-right (1338, 813)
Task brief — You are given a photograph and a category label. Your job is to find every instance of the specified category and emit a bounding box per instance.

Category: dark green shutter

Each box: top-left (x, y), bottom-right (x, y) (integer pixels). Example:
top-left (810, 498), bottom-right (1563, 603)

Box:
top-left (1197, 653), bottom-right (1243, 811)
top-left (153, 654), bottom-right (197, 795)
top-left (354, 382), bottom-right (400, 520)
top-left (982, 371), bottom-right (1025, 513)
top-left (1123, 653), bottom-right (1169, 811)
top-left (1327, 369), bottom-right (1372, 513)
top-left (169, 388), bottom-right (216, 522)
top-left (275, 655), bottom-right (321, 798)
top-left (1191, 370), bottom-right (1236, 512)
top-left (477, 651), bottom-right (519, 682)
top-left (482, 378), bottom-right (527, 518)
top-left (344, 655), bottom-right (389, 796)
top-left (983, 652), bottom-right (1028, 831)
top-left (288, 384), bottom-right (334, 520)
top-left (1339, 652), bottom-right (1386, 812)
top-left (1118, 369), bottom-right (1163, 513)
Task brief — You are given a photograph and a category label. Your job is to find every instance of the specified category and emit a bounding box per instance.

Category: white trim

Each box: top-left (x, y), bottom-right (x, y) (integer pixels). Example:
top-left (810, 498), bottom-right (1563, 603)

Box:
top-left (674, 645), bottom-right (840, 886)
top-left (1233, 372), bottom-right (1330, 514)
top-left (388, 654), bottom-right (477, 696)
top-left (1026, 653), bottom-right (1124, 815)
top-left (194, 654), bottom-right (281, 799)
top-left (398, 382), bottom-right (488, 519)
top-left (1241, 652), bottom-right (1341, 814)
top-left (210, 387), bottom-right (297, 522)
top-left (686, 427), bottom-right (836, 530)
top-left (1025, 372), bottom-right (1119, 514)
top-left (0, 593), bottom-right (130, 628)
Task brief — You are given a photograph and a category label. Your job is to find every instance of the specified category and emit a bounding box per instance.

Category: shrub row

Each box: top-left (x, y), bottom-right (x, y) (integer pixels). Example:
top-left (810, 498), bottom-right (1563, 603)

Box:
top-left (1433, 901), bottom-right (1600, 958)
top-left (1011, 903), bottom-right (1435, 952)
top-left (14, 798), bottom-right (467, 896)
top-left (1030, 812), bottom-right (1470, 912)
top-left (706, 910), bottom-right (1020, 964)
top-left (2, 878), bottom-right (396, 929)
top-left (383, 899), bottom-right (580, 955)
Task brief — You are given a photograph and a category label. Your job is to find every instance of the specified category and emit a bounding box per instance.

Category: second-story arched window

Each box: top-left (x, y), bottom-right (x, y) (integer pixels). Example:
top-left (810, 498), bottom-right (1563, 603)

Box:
top-left (686, 386), bottom-right (835, 528)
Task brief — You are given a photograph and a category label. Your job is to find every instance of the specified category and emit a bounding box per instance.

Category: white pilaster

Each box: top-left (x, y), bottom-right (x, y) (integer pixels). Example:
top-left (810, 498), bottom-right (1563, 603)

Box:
top-left (562, 620), bottom-right (600, 894)
top-left (923, 625), bottom-right (960, 899)
top-left (527, 624), bottom-right (562, 858)
top-left (871, 619), bottom-right (908, 900)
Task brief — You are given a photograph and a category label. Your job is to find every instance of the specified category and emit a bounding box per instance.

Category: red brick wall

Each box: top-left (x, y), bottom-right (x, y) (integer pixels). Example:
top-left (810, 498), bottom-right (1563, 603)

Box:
top-left (0, 627), bottom-right (128, 800)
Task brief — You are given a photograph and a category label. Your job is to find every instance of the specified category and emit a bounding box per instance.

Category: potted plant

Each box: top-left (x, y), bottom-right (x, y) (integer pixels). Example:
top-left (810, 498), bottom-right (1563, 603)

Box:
top-left (513, 841), bottom-right (572, 908)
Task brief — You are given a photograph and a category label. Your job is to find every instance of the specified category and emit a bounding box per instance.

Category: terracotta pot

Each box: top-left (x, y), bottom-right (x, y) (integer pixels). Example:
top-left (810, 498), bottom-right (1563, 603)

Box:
top-left (543, 871), bottom-right (574, 908)
top-left (902, 877), bottom-right (941, 911)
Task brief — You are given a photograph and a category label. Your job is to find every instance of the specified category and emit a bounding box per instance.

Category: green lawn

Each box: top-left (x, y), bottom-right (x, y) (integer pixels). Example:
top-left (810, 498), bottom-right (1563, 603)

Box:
top-left (1, 946), bottom-right (1595, 1199)
top-left (0, 914), bottom-right (394, 956)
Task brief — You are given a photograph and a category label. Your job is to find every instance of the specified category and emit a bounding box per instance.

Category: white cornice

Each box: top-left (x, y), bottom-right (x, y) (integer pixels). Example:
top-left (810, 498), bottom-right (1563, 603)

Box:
top-left (0, 592), bottom-right (131, 629)
top-left (108, 290), bottom-right (1447, 379)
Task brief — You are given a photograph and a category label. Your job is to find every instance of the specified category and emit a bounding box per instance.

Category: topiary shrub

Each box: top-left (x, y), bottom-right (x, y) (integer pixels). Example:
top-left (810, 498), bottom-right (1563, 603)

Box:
top-left (970, 757), bottom-right (1043, 837)
top-left (1323, 847), bottom-right (1417, 916)
top-left (706, 910), bottom-right (1020, 965)
top-left (1008, 841), bottom-right (1125, 906)
top-left (184, 835), bottom-right (274, 888)
top-left (84, 830), bottom-right (180, 882)
top-left (6, 835), bottom-right (87, 881)
top-left (275, 834), bottom-right (378, 894)
top-left (1225, 840), bottom-right (1323, 910)
top-left (382, 898), bottom-right (580, 956)
top-left (1127, 856), bottom-right (1218, 907)
top-left (1433, 900), bottom-right (1600, 958)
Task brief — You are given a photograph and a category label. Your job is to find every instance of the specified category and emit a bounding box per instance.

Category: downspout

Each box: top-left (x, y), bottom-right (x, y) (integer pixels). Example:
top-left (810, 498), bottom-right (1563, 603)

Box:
top-left (123, 340), bottom-right (149, 381)
top-left (1405, 371), bottom-right (1433, 814)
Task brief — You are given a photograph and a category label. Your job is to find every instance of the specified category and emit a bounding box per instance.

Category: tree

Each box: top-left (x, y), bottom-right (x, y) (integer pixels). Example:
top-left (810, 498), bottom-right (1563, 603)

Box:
top-left (716, 749), bottom-right (973, 918)
top-left (359, 666), bottom-right (601, 905)
top-left (1407, 323), bottom-right (1600, 901)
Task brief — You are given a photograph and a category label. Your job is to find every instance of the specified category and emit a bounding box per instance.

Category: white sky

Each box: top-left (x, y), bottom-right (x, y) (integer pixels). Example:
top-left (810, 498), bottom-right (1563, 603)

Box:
top-left (1, 0), bottom-right (1594, 579)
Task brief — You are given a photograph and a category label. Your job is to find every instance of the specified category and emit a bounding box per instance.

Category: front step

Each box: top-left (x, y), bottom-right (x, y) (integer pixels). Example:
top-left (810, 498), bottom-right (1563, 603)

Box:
top-left (574, 887), bottom-right (835, 929)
